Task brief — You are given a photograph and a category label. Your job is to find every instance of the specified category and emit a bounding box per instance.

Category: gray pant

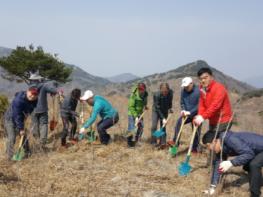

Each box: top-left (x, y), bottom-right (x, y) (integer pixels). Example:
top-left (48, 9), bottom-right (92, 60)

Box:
top-left (151, 111), bottom-right (167, 145)
top-left (4, 119), bottom-right (29, 160)
top-left (31, 112), bottom-right (48, 145)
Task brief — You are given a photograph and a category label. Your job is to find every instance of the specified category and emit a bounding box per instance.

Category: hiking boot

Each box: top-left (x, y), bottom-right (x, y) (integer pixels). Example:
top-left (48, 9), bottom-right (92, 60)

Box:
top-left (167, 140), bottom-right (175, 146)
top-left (69, 138), bottom-right (78, 145)
top-left (128, 141), bottom-right (135, 148)
top-left (191, 149), bottom-right (198, 155)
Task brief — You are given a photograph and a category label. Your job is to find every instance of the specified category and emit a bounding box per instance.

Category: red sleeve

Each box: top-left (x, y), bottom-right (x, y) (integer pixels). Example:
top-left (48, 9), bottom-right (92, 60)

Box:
top-left (202, 86), bottom-right (226, 119)
top-left (198, 92), bottom-right (206, 115)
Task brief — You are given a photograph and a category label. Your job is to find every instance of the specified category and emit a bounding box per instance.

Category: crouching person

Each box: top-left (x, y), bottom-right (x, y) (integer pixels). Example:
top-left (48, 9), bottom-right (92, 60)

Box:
top-left (202, 131), bottom-right (263, 197)
top-left (79, 90), bottom-right (119, 145)
top-left (60, 88), bottom-right (81, 147)
top-left (4, 87), bottom-right (38, 160)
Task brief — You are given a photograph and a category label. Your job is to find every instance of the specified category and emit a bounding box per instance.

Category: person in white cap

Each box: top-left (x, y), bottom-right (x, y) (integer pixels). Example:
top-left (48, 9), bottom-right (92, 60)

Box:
top-left (79, 90), bottom-right (119, 145)
top-left (168, 77), bottom-right (201, 153)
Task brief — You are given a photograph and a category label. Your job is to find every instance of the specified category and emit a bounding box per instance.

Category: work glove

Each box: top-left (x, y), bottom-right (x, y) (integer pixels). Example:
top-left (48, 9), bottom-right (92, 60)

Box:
top-left (20, 130), bottom-right (25, 135)
top-left (162, 118), bottom-right (167, 125)
top-left (193, 115), bottom-right (204, 126)
top-left (203, 185), bottom-right (216, 195)
top-left (79, 127), bottom-right (86, 134)
top-left (168, 109), bottom-right (173, 113)
top-left (219, 160), bottom-right (233, 173)
top-left (135, 117), bottom-right (139, 126)
top-left (181, 110), bottom-right (190, 117)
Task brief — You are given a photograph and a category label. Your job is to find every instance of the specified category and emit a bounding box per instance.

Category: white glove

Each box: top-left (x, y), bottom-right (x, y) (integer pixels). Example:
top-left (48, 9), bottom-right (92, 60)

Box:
top-left (219, 160), bottom-right (233, 173)
top-left (135, 117), bottom-right (139, 126)
top-left (184, 111), bottom-right (191, 116)
top-left (180, 110), bottom-right (186, 116)
top-left (193, 115), bottom-right (204, 126)
top-left (79, 127), bottom-right (86, 134)
top-left (162, 118), bottom-right (167, 125)
top-left (203, 185), bottom-right (216, 195)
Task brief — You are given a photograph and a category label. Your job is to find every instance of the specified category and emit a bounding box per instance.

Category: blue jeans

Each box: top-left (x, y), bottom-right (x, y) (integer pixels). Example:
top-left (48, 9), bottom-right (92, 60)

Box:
top-left (173, 116), bottom-right (201, 151)
top-left (97, 113), bottom-right (119, 144)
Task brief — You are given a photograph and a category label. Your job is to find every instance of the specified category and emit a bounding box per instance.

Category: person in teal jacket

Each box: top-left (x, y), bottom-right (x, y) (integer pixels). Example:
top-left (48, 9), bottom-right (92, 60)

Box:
top-left (127, 83), bottom-right (148, 147)
top-left (79, 90), bottom-right (119, 145)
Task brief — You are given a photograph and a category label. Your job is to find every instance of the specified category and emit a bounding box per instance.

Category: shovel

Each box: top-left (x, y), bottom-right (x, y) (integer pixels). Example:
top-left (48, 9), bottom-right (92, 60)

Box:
top-left (169, 116), bottom-right (187, 156)
top-left (12, 135), bottom-right (25, 161)
top-left (152, 114), bottom-right (172, 138)
top-left (125, 110), bottom-right (147, 138)
top-left (50, 96), bottom-right (58, 131)
top-left (178, 124), bottom-right (198, 176)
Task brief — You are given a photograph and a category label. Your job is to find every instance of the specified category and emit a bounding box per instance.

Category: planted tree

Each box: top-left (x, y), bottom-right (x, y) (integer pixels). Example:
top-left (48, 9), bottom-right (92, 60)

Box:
top-left (0, 45), bottom-right (72, 83)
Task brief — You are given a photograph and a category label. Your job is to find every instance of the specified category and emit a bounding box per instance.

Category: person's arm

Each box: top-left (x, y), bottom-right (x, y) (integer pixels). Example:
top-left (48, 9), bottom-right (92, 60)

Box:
top-left (12, 98), bottom-right (25, 130)
top-left (128, 94), bottom-right (138, 117)
top-left (45, 82), bottom-right (59, 95)
top-left (201, 88), bottom-right (227, 120)
top-left (180, 90), bottom-right (185, 110)
top-left (189, 88), bottom-right (200, 115)
top-left (227, 136), bottom-right (255, 166)
top-left (153, 93), bottom-right (164, 119)
top-left (82, 103), bottom-right (101, 129)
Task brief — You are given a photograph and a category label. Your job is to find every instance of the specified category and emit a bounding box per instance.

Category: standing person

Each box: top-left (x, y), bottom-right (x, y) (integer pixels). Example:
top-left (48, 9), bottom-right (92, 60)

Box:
top-left (127, 83), bottom-right (148, 148)
top-left (193, 67), bottom-right (233, 133)
top-left (60, 88), bottom-right (81, 147)
top-left (4, 87), bottom-right (38, 160)
top-left (29, 73), bottom-right (62, 149)
top-left (202, 131), bottom-right (263, 197)
top-left (168, 77), bottom-right (201, 153)
top-left (79, 90), bottom-right (119, 145)
top-left (151, 83), bottom-right (173, 147)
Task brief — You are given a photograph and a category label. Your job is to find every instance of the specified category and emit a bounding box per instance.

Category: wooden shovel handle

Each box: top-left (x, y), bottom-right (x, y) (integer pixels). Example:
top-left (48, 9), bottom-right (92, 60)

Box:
top-left (186, 125), bottom-right (198, 156)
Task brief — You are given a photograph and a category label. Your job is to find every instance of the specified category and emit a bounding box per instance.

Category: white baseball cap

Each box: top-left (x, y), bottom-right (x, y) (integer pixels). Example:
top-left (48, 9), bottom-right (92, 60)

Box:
top-left (181, 77), bottom-right (193, 87)
top-left (80, 90), bottom-right (94, 101)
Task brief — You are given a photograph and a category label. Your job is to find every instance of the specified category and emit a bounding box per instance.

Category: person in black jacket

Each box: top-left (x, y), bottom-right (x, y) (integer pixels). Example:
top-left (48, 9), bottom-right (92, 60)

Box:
top-left (4, 87), bottom-right (38, 160)
top-left (151, 83), bottom-right (173, 147)
top-left (168, 77), bottom-right (201, 153)
top-left (60, 89), bottom-right (81, 147)
top-left (202, 131), bottom-right (263, 197)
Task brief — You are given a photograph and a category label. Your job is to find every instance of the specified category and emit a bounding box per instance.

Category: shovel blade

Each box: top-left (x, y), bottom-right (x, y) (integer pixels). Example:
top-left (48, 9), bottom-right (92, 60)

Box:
top-left (12, 148), bottom-right (25, 161)
top-left (178, 156), bottom-right (192, 176)
top-left (153, 128), bottom-right (165, 137)
top-left (169, 146), bottom-right (178, 156)
top-left (50, 120), bottom-right (58, 131)
top-left (87, 131), bottom-right (96, 143)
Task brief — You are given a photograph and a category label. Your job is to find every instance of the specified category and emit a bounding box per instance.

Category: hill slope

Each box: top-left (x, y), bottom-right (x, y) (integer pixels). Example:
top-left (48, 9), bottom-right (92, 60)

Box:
top-left (107, 73), bottom-right (139, 83)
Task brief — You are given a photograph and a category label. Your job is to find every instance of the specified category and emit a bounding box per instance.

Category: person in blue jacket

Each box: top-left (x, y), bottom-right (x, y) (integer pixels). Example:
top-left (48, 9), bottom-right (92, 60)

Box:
top-left (4, 87), bottom-right (39, 160)
top-left (79, 90), bottom-right (119, 145)
top-left (168, 77), bottom-right (201, 152)
top-left (202, 131), bottom-right (263, 197)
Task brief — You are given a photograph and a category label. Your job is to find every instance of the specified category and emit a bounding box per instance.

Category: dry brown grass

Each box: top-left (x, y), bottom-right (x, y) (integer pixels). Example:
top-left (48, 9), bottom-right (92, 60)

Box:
top-left (0, 93), bottom-right (262, 197)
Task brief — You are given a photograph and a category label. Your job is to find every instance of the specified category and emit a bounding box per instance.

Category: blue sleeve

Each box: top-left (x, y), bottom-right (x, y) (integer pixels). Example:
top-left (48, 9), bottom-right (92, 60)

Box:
top-left (189, 90), bottom-right (200, 115)
top-left (82, 103), bottom-right (102, 129)
top-left (180, 91), bottom-right (185, 110)
top-left (12, 98), bottom-right (25, 130)
top-left (227, 137), bottom-right (255, 166)
top-left (44, 83), bottom-right (58, 94)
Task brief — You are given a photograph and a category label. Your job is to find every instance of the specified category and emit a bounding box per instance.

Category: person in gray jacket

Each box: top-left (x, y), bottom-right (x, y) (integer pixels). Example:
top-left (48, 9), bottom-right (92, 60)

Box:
top-left (168, 77), bottom-right (201, 153)
top-left (29, 73), bottom-right (62, 148)
top-left (151, 83), bottom-right (173, 147)
top-left (60, 88), bottom-right (81, 147)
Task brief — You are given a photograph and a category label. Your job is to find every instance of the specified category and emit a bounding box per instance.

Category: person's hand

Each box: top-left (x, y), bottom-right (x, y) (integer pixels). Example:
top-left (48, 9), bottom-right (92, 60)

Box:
top-left (58, 88), bottom-right (64, 96)
top-left (219, 161), bottom-right (233, 173)
top-left (135, 117), bottom-right (139, 126)
top-left (20, 130), bottom-right (25, 135)
top-left (162, 118), bottom-right (167, 125)
top-left (193, 115), bottom-right (204, 126)
top-left (79, 127), bottom-right (86, 134)
top-left (203, 185), bottom-right (216, 195)
top-left (168, 109), bottom-right (173, 113)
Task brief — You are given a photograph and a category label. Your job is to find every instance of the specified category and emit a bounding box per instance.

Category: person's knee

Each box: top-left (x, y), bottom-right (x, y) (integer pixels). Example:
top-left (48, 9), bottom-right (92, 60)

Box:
top-left (249, 160), bottom-right (261, 169)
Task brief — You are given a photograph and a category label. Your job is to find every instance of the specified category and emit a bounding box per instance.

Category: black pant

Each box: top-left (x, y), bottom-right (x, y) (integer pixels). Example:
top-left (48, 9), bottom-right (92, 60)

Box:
top-left (61, 115), bottom-right (77, 145)
top-left (151, 111), bottom-right (168, 145)
top-left (244, 151), bottom-right (263, 197)
top-left (97, 113), bottom-right (119, 144)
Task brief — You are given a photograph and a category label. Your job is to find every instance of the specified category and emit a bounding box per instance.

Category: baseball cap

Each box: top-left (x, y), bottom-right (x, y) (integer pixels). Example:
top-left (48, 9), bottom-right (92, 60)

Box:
top-left (80, 90), bottom-right (94, 101)
top-left (181, 77), bottom-right (193, 87)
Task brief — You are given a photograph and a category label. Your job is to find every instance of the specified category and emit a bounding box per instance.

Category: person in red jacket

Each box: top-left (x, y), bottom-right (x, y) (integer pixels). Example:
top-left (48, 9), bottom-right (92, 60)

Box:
top-left (193, 67), bottom-right (233, 133)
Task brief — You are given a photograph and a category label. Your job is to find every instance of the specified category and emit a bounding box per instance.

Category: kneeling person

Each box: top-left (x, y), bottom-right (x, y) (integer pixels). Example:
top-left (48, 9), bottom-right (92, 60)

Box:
top-left (202, 131), bottom-right (263, 197)
top-left (79, 90), bottom-right (119, 145)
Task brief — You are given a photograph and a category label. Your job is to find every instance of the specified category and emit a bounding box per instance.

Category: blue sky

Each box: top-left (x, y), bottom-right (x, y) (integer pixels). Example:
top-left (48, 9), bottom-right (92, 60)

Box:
top-left (0, 0), bottom-right (262, 80)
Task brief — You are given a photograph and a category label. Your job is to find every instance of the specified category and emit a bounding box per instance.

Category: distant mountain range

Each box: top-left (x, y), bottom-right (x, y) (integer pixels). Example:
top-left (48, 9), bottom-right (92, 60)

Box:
top-left (107, 73), bottom-right (139, 83)
top-left (0, 46), bottom-right (256, 98)
top-left (243, 75), bottom-right (263, 88)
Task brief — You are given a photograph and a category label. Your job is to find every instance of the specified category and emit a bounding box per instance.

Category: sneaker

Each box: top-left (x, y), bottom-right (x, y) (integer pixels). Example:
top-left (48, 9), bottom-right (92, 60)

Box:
top-left (69, 139), bottom-right (78, 145)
